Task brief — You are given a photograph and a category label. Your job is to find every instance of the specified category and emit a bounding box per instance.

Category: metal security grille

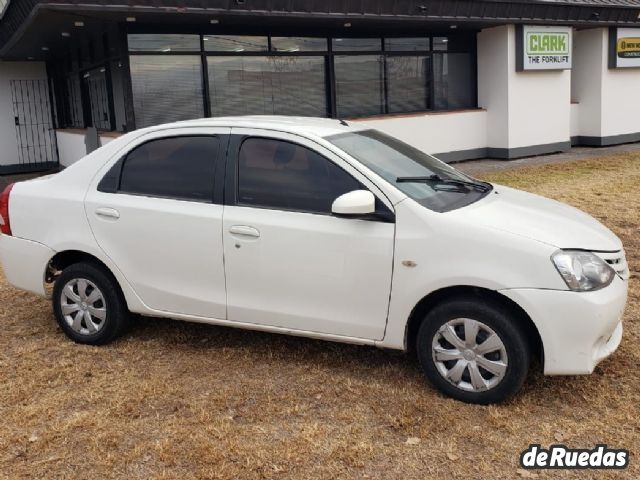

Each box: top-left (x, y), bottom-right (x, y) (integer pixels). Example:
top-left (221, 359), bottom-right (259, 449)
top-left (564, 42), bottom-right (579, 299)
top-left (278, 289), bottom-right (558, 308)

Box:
top-left (84, 67), bottom-right (112, 130)
top-left (65, 75), bottom-right (83, 128)
top-left (10, 79), bottom-right (58, 167)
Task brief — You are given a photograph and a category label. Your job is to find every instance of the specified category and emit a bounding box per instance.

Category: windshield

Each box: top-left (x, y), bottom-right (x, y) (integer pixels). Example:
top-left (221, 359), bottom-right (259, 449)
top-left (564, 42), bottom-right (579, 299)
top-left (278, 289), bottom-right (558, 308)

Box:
top-left (326, 129), bottom-right (492, 213)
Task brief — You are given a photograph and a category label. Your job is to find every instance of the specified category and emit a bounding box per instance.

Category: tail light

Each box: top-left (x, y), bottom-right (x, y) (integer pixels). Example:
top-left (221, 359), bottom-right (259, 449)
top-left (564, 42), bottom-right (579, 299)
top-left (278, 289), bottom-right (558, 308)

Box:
top-left (0, 183), bottom-right (15, 236)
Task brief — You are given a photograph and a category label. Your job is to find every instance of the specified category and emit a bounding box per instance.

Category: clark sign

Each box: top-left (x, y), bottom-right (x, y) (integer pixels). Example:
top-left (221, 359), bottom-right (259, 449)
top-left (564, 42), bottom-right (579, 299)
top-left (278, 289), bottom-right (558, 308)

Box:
top-left (517, 26), bottom-right (572, 71)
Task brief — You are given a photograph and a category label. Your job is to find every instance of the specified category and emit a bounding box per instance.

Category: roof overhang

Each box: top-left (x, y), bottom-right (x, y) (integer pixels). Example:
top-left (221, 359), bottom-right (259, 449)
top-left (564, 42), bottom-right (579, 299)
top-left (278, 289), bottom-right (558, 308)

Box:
top-left (2, 0), bottom-right (640, 60)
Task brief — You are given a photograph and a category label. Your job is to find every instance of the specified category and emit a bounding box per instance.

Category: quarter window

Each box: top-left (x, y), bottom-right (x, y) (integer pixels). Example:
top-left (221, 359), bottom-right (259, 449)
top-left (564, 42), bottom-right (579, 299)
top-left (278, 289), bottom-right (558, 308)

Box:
top-left (237, 138), bottom-right (362, 214)
top-left (117, 136), bottom-right (219, 201)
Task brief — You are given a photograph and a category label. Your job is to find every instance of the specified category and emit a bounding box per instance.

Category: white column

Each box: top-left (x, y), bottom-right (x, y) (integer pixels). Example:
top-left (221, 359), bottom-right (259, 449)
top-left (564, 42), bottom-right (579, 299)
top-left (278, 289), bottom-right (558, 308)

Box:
top-left (478, 25), bottom-right (572, 159)
top-left (573, 27), bottom-right (640, 145)
top-left (571, 28), bottom-right (605, 140)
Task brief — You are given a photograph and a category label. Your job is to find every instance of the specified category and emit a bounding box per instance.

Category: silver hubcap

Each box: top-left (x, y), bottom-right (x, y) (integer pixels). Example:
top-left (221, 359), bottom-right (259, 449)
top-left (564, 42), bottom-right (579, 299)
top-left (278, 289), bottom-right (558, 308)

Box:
top-left (432, 318), bottom-right (508, 392)
top-left (60, 278), bottom-right (107, 335)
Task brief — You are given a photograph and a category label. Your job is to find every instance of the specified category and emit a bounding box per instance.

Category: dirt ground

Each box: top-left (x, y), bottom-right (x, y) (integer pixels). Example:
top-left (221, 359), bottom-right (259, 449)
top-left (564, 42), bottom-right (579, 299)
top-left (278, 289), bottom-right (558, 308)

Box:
top-left (0, 153), bottom-right (638, 479)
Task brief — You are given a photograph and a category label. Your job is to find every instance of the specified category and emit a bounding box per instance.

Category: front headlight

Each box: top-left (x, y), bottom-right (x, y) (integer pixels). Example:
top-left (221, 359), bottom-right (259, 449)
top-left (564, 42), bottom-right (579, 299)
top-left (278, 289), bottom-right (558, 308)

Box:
top-left (551, 250), bottom-right (615, 292)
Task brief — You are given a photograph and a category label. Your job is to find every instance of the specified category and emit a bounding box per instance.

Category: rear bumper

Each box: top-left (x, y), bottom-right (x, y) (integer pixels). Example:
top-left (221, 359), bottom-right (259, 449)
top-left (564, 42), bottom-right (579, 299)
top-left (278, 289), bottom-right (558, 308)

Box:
top-left (500, 277), bottom-right (628, 375)
top-left (0, 234), bottom-right (54, 296)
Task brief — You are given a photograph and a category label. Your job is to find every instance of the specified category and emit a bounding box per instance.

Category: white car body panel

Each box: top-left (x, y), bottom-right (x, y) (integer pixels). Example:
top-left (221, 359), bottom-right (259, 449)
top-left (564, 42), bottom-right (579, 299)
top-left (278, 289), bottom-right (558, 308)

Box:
top-left (381, 197), bottom-right (568, 350)
top-left (500, 278), bottom-right (627, 375)
top-left (455, 184), bottom-right (623, 251)
top-left (84, 127), bottom-right (230, 319)
top-left (223, 205), bottom-right (394, 339)
top-left (0, 235), bottom-right (54, 296)
top-left (222, 128), bottom-right (394, 339)
top-left (0, 116), bottom-right (629, 377)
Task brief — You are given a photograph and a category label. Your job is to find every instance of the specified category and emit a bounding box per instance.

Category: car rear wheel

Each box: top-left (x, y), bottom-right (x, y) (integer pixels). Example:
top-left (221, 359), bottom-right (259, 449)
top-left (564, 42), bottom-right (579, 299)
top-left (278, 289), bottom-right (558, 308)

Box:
top-left (416, 297), bottom-right (530, 404)
top-left (52, 262), bottom-right (129, 345)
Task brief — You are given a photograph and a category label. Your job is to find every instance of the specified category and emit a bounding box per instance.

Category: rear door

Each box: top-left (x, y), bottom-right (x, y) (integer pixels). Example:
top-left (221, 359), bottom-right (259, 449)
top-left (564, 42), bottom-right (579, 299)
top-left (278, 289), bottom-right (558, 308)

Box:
top-left (221, 129), bottom-right (395, 340)
top-left (85, 127), bottom-right (230, 319)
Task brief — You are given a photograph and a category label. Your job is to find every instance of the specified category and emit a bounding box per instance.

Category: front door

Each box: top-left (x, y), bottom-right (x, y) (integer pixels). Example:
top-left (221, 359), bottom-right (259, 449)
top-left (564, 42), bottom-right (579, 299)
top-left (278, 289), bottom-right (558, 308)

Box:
top-left (222, 130), bottom-right (395, 340)
top-left (85, 128), bottom-right (230, 319)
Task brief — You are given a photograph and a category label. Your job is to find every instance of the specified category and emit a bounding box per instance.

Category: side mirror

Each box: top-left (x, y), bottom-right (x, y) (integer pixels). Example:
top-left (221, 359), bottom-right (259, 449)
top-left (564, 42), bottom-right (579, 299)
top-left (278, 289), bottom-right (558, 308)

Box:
top-left (331, 190), bottom-right (376, 217)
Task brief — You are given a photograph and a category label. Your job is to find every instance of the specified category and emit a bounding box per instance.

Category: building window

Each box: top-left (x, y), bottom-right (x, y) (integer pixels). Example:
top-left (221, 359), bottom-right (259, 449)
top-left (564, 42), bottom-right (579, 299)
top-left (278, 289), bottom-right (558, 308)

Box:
top-left (83, 67), bottom-right (111, 130)
top-left (208, 56), bottom-right (327, 117)
top-left (433, 53), bottom-right (475, 110)
top-left (433, 37), bottom-right (450, 51)
top-left (333, 38), bottom-right (382, 51)
top-left (125, 33), bottom-right (476, 128)
top-left (110, 60), bottom-right (128, 131)
top-left (129, 55), bottom-right (204, 128)
top-left (65, 75), bottom-right (83, 128)
top-left (271, 37), bottom-right (327, 52)
top-left (386, 56), bottom-right (431, 114)
top-left (384, 37), bottom-right (431, 52)
top-left (334, 55), bottom-right (384, 117)
top-left (128, 34), bottom-right (200, 52)
top-left (203, 35), bottom-right (268, 52)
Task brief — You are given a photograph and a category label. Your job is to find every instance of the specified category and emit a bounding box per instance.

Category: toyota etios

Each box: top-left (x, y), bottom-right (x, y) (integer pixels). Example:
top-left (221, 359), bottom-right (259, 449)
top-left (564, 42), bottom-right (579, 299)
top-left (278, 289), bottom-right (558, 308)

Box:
top-left (0, 117), bottom-right (628, 404)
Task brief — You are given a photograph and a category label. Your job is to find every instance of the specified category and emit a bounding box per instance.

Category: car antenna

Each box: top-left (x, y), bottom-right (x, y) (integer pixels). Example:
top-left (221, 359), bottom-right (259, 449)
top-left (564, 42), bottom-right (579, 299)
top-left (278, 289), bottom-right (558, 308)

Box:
top-left (338, 119), bottom-right (349, 126)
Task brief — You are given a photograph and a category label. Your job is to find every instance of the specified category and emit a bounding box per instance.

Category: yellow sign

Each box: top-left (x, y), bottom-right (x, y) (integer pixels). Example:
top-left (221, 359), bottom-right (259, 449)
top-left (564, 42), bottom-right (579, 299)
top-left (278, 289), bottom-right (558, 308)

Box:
top-left (617, 37), bottom-right (640, 58)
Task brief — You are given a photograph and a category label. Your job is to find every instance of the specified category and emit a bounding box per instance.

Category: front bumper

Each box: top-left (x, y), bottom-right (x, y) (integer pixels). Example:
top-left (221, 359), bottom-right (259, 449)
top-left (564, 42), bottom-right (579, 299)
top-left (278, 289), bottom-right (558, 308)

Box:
top-left (500, 277), bottom-right (628, 375)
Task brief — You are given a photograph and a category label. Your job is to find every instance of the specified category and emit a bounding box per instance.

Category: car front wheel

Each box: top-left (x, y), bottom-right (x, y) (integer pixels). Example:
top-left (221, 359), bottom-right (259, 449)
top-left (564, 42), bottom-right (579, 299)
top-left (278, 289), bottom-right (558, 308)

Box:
top-left (416, 297), bottom-right (530, 404)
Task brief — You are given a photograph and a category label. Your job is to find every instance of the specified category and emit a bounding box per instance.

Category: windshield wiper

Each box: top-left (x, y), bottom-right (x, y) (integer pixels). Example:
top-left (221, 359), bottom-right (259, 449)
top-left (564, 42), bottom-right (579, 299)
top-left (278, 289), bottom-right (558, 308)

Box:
top-left (396, 174), bottom-right (492, 193)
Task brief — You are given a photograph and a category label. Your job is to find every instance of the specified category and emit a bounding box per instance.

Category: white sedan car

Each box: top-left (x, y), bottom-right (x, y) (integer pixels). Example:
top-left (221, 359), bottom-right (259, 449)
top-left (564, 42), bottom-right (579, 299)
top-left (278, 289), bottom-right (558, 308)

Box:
top-left (0, 117), bottom-right (629, 404)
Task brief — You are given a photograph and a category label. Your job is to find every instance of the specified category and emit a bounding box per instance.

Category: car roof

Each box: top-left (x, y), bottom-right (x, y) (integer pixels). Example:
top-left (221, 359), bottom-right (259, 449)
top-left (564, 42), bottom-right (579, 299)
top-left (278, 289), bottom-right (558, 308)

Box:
top-left (143, 115), bottom-right (365, 138)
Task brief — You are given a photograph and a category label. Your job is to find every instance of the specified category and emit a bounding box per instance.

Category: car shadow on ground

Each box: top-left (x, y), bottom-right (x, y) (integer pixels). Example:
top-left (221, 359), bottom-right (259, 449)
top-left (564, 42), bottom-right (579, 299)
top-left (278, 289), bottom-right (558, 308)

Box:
top-left (115, 312), bottom-right (558, 403)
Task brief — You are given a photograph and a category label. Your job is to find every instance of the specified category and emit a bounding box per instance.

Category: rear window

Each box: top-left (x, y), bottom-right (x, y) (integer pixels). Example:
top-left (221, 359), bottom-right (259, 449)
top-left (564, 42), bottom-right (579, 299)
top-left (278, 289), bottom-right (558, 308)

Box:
top-left (101, 136), bottom-right (219, 202)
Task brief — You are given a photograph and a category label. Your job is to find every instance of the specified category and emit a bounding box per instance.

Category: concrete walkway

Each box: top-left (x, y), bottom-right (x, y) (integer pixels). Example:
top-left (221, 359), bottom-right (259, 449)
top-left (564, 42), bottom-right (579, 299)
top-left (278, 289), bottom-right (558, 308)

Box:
top-left (454, 142), bottom-right (640, 176)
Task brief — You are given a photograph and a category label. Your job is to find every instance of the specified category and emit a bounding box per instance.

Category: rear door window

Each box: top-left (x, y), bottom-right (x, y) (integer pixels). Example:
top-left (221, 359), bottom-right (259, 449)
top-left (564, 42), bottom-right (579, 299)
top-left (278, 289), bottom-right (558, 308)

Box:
top-left (114, 136), bottom-right (219, 202)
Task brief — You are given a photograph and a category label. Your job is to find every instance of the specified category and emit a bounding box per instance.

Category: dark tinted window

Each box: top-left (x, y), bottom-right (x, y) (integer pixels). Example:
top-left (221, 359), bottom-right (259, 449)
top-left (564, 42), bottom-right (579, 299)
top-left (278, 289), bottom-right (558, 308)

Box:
top-left (334, 55), bottom-right (384, 117)
top-left (65, 75), bottom-right (83, 128)
top-left (386, 56), bottom-right (430, 113)
top-left (83, 67), bottom-right (111, 130)
top-left (119, 136), bottom-right (219, 201)
top-left (270, 37), bottom-right (327, 52)
top-left (332, 38), bottom-right (381, 51)
top-left (238, 138), bottom-right (361, 214)
top-left (128, 34), bottom-right (200, 52)
top-left (384, 37), bottom-right (430, 51)
top-left (203, 35), bottom-right (268, 52)
top-left (433, 53), bottom-right (475, 110)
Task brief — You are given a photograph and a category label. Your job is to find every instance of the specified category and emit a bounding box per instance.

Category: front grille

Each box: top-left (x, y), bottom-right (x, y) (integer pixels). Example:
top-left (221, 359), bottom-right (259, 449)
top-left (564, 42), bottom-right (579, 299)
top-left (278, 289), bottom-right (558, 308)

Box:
top-left (595, 251), bottom-right (630, 281)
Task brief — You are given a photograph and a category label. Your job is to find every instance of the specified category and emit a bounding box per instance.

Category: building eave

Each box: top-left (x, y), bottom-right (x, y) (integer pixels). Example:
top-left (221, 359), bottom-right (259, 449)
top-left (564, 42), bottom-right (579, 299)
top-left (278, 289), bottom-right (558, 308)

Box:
top-left (2, 0), bottom-right (640, 59)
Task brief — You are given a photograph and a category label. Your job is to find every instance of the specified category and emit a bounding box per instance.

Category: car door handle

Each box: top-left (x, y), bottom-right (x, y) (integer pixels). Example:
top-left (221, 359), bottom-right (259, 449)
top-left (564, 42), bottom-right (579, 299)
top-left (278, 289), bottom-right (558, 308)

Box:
top-left (95, 207), bottom-right (120, 220)
top-left (229, 225), bottom-right (260, 238)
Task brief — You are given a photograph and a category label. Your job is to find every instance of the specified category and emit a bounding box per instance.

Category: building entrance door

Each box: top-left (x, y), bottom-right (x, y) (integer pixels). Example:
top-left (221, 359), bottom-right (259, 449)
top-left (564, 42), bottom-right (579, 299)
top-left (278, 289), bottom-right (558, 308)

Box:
top-left (10, 79), bottom-right (58, 171)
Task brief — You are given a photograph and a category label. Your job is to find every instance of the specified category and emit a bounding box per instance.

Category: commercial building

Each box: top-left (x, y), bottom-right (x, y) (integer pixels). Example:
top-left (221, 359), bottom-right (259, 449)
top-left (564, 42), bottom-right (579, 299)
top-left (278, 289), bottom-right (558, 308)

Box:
top-left (0, 0), bottom-right (639, 172)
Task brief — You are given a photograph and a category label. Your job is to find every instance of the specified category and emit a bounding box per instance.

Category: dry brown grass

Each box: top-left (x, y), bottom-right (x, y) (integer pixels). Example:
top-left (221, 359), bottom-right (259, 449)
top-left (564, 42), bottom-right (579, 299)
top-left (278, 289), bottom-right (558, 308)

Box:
top-left (1, 154), bottom-right (639, 479)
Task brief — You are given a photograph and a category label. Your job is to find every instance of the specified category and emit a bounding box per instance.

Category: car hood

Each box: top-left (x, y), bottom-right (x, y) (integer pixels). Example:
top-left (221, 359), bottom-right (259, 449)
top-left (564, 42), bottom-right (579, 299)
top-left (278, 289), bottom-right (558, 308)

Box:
top-left (454, 184), bottom-right (622, 251)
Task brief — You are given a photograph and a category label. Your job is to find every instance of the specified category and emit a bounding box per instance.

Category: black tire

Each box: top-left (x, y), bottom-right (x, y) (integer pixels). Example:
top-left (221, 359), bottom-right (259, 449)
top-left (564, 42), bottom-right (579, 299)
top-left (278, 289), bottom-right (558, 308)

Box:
top-left (52, 262), bottom-right (129, 345)
top-left (416, 297), bottom-right (530, 405)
